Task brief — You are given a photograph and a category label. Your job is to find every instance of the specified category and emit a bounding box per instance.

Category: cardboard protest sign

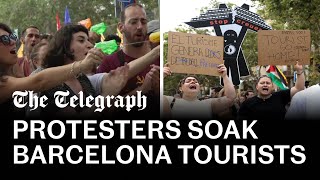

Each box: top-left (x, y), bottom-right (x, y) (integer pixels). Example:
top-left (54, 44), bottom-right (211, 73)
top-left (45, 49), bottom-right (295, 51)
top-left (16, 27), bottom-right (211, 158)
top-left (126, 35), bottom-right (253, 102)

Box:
top-left (185, 3), bottom-right (272, 85)
top-left (258, 30), bottom-right (310, 65)
top-left (167, 32), bottom-right (224, 76)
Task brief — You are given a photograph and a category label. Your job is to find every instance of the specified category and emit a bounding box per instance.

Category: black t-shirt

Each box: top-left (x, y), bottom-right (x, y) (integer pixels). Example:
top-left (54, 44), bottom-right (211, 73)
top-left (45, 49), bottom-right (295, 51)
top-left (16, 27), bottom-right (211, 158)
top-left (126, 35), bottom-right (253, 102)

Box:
top-left (237, 89), bottom-right (291, 120)
top-left (40, 74), bottom-right (97, 118)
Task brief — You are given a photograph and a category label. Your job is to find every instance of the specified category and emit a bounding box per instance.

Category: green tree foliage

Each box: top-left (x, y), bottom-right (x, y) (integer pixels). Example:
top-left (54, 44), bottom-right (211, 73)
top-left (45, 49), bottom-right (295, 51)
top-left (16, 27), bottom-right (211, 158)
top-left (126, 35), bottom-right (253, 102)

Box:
top-left (254, 0), bottom-right (320, 85)
top-left (140, 0), bottom-right (159, 20)
top-left (0, 0), bottom-right (158, 37)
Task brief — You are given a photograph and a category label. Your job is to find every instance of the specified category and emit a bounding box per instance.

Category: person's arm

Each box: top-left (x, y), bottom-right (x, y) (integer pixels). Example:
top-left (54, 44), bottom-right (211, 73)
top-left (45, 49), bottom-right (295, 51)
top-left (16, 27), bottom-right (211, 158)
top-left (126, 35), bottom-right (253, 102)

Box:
top-left (290, 61), bottom-right (305, 98)
top-left (127, 45), bottom-right (160, 78)
top-left (100, 64), bottom-right (129, 97)
top-left (122, 64), bottom-right (160, 96)
top-left (211, 64), bottom-right (236, 114)
top-left (0, 48), bottom-right (103, 103)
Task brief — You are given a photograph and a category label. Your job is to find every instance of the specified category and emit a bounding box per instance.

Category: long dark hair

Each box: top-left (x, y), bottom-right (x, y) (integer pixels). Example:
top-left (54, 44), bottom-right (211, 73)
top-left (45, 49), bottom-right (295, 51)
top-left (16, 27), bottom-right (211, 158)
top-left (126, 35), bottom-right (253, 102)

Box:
top-left (42, 24), bottom-right (88, 68)
top-left (0, 23), bottom-right (12, 34)
top-left (0, 23), bottom-right (13, 80)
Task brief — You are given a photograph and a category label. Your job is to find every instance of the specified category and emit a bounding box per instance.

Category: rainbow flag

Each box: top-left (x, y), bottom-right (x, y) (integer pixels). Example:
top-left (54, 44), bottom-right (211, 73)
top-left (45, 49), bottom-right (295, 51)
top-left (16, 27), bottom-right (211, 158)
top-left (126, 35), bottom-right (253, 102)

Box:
top-left (266, 65), bottom-right (288, 90)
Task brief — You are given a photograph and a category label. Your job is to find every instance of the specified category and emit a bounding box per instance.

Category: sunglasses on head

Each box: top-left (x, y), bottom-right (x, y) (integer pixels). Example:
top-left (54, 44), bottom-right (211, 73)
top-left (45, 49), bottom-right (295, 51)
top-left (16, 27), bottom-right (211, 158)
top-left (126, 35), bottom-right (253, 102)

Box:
top-left (0, 33), bottom-right (18, 46)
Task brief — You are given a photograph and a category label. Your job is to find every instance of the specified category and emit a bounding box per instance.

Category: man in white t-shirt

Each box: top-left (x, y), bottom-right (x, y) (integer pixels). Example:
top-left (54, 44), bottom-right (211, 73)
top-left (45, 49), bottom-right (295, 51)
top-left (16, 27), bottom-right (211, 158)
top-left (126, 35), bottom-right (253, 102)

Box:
top-left (285, 83), bottom-right (320, 120)
top-left (286, 65), bottom-right (320, 120)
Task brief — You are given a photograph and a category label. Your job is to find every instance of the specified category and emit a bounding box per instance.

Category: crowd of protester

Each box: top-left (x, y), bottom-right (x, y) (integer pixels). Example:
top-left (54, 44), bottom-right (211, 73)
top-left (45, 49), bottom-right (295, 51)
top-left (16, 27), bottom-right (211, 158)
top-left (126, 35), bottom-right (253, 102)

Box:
top-left (163, 60), bottom-right (320, 120)
top-left (0, 3), bottom-right (160, 119)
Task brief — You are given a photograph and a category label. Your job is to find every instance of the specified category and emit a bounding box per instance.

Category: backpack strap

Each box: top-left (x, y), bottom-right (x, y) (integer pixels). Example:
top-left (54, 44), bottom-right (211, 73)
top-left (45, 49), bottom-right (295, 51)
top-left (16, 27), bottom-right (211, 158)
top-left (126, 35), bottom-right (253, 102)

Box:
top-left (117, 50), bottom-right (126, 66)
top-left (170, 98), bottom-right (176, 109)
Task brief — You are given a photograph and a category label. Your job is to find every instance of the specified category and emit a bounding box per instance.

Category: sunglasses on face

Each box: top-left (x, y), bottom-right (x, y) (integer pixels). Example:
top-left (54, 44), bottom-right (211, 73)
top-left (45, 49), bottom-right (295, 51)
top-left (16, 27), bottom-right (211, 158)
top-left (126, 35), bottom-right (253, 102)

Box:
top-left (0, 33), bottom-right (18, 46)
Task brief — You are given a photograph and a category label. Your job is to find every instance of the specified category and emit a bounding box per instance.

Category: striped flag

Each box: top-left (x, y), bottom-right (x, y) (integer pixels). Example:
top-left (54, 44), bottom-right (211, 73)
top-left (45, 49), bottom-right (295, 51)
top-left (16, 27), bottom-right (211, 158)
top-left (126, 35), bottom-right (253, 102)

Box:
top-left (266, 65), bottom-right (288, 90)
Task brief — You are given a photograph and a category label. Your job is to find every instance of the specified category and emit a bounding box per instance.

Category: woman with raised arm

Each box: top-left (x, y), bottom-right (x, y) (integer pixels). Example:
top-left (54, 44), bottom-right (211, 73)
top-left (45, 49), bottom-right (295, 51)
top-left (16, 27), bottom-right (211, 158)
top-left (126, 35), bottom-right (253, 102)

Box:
top-left (40, 24), bottom-right (160, 118)
top-left (0, 23), bottom-right (102, 117)
top-left (162, 64), bottom-right (236, 119)
top-left (0, 23), bottom-right (160, 118)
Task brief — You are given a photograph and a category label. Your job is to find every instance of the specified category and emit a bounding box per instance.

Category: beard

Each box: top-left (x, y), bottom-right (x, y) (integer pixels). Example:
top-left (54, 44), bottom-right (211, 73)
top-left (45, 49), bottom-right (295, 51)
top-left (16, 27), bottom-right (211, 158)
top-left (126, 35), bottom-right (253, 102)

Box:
top-left (123, 29), bottom-right (147, 47)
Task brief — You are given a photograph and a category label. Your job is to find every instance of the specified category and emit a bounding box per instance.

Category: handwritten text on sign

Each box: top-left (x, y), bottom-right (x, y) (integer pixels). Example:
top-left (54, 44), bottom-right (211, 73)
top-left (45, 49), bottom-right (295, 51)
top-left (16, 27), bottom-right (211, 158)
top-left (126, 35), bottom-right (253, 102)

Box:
top-left (167, 32), bottom-right (224, 76)
top-left (258, 30), bottom-right (310, 65)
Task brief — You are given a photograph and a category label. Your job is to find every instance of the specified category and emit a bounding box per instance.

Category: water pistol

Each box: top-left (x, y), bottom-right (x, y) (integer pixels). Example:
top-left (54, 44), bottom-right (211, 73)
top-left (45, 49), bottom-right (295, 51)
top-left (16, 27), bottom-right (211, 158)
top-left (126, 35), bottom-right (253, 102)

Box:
top-left (94, 40), bottom-right (118, 55)
top-left (149, 31), bottom-right (160, 43)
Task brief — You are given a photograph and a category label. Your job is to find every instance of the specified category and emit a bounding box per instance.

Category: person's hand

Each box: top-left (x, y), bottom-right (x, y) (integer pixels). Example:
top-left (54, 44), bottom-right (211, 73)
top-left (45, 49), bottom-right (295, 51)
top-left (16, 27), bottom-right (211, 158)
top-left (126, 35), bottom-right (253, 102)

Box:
top-left (141, 72), bottom-right (152, 93)
top-left (294, 61), bottom-right (304, 74)
top-left (217, 64), bottom-right (227, 77)
top-left (163, 63), bottom-right (171, 78)
top-left (101, 63), bottom-right (129, 96)
top-left (81, 48), bottom-right (104, 74)
top-left (150, 65), bottom-right (160, 95)
top-left (149, 64), bottom-right (160, 82)
top-left (141, 64), bottom-right (160, 94)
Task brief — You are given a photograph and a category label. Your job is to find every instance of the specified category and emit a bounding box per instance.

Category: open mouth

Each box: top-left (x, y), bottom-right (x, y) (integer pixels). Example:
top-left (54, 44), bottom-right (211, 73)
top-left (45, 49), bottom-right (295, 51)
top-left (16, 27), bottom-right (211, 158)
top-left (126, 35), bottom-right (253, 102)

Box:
top-left (262, 87), bottom-right (269, 92)
top-left (10, 48), bottom-right (16, 54)
top-left (189, 85), bottom-right (197, 90)
top-left (135, 32), bottom-right (143, 38)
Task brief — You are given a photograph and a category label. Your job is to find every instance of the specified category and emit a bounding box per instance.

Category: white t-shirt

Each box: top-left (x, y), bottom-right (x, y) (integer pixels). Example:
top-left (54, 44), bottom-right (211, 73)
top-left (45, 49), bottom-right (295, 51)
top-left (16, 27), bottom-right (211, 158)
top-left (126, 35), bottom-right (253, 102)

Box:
top-left (87, 73), bottom-right (106, 95)
top-left (285, 84), bottom-right (320, 120)
top-left (166, 96), bottom-right (213, 119)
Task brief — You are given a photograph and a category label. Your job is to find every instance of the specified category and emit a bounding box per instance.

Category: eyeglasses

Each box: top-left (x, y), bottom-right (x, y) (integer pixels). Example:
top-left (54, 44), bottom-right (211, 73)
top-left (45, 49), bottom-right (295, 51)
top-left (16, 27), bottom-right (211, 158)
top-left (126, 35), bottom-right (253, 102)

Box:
top-left (0, 33), bottom-right (18, 46)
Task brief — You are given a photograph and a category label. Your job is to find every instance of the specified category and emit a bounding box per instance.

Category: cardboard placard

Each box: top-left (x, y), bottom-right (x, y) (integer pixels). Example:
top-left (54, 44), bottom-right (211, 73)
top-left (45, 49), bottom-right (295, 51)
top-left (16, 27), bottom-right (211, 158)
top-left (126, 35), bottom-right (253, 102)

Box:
top-left (258, 30), bottom-right (310, 65)
top-left (167, 32), bottom-right (224, 76)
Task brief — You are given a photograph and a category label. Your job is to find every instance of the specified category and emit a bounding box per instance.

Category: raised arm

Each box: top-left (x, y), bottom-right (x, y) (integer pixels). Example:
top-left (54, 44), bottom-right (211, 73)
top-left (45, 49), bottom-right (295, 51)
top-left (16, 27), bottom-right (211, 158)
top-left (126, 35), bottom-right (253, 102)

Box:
top-left (0, 48), bottom-right (103, 103)
top-left (290, 61), bottom-right (305, 98)
top-left (211, 64), bottom-right (236, 114)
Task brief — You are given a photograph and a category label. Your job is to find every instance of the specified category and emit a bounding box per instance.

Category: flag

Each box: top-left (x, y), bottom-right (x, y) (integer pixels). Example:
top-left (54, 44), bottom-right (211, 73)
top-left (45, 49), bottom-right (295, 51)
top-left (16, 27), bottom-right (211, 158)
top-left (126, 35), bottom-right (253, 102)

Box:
top-left (78, 18), bottom-right (92, 29)
top-left (266, 65), bottom-right (288, 90)
top-left (64, 6), bottom-right (71, 25)
top-left (56, 12), bottom-right (61, 30)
